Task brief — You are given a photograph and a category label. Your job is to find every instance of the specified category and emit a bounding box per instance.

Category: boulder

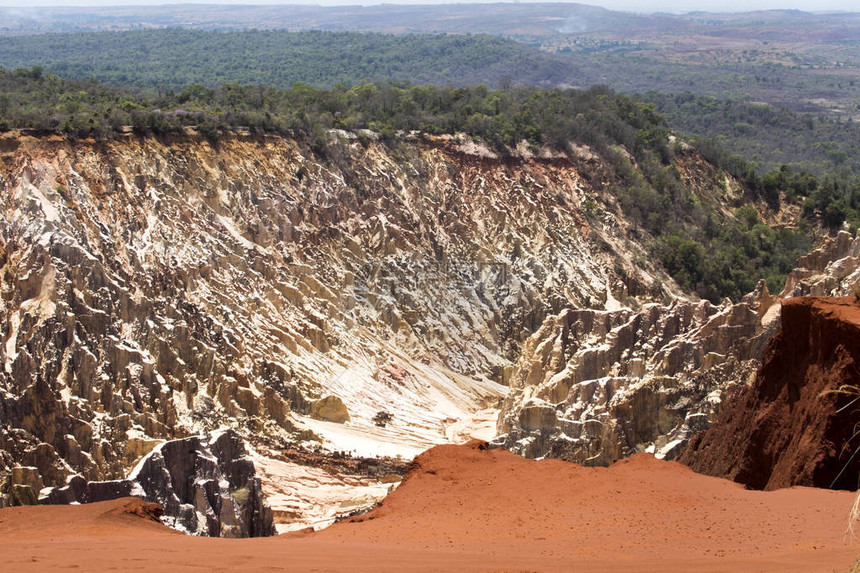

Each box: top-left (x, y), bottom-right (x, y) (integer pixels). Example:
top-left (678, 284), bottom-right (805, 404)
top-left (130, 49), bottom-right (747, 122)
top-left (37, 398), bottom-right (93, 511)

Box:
top-left (310, 395), bottom-right (350, 423)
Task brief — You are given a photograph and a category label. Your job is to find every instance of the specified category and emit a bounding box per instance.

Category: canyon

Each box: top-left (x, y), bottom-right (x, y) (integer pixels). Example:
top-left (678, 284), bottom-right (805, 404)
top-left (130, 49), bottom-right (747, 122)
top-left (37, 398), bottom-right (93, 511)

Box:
top-left (1, 127), bottom-right (860, 541)
top-left (0, 128), bottom-right (680, 529)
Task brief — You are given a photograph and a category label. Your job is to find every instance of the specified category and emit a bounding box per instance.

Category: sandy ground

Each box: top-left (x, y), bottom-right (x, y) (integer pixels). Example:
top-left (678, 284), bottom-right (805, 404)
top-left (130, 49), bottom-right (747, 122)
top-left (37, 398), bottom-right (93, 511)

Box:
top-left (2, 441), bottom-right (859, 572)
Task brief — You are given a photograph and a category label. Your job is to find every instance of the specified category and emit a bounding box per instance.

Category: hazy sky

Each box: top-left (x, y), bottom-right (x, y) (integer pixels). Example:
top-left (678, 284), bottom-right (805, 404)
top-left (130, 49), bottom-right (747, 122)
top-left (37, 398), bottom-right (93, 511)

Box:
top-left (0, 0), bottom-right (853, 14)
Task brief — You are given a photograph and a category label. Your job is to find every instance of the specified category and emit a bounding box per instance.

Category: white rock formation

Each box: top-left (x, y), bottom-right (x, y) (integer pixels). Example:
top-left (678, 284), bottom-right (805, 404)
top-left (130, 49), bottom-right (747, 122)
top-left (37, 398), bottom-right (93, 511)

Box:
top-left (0, 129), bottom-right (697, 519)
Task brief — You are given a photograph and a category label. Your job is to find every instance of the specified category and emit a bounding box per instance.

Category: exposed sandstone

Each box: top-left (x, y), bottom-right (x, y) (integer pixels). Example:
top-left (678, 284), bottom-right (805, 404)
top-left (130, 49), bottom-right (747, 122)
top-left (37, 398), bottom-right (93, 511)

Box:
top-left (494, 295), bottom-right (775, 463)
top-left (1, 129), bottom-right (700, 517)
top-left (6, 128), bottom-right (848, 523)
top-left (781, 230), bottom-right (860, 298)
top-left (39, 429), bottom-right (275, 537)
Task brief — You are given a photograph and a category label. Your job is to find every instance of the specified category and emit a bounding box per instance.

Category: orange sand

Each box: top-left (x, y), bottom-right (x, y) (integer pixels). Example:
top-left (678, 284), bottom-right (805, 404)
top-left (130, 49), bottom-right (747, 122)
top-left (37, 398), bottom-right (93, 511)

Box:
top-left (2, 442), bottom-right (858, 572)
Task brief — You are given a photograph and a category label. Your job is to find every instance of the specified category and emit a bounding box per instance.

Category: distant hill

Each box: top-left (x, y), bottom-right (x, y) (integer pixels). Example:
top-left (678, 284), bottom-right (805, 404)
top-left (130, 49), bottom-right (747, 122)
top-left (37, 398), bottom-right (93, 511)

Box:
top-left (0, 29), bottom-right (575, 89)
top-left (0, 3), bottom-right (674, 38)
top-left (0, 3), bottom-right (856, 40)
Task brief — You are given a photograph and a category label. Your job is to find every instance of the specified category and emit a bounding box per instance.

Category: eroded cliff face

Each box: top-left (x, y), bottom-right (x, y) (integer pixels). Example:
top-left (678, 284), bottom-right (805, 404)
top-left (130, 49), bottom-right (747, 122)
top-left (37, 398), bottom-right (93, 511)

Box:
top-left (0, 129), bottom-right (710, 519)
top-left (680, 297), bottom-right (860, 490)
top-left (495, 232), bottom-right (860, 465)
top-left (494, 290), bottom-right (778, 463)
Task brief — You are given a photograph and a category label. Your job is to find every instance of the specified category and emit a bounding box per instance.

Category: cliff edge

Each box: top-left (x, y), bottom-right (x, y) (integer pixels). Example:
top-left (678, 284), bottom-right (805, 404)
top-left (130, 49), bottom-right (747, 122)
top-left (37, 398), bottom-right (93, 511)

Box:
top-left (680, 296), bottom-right (860, 490)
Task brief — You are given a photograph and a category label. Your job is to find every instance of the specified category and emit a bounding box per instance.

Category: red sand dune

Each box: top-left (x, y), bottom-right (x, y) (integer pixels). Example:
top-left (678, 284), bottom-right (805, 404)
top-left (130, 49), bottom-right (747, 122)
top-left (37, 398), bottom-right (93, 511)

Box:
top-left (2, 441), bottom-right (859, 572)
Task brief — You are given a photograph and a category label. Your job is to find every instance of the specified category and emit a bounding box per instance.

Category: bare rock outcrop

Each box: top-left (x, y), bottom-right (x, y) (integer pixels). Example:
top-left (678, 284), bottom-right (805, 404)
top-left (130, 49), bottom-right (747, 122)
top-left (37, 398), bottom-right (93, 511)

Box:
top-left (494, 294), bottom-right (777, 463)
top-left (781, 230), bottom-right (860, 297)
top-left (680, 297), bottom-right (860, 490)
top-left (0, 129), bottom-right (706, 495)
top-left (37, 429), bottom-right (275, 537)
top-left (8, 128), bottom-right (851, 515)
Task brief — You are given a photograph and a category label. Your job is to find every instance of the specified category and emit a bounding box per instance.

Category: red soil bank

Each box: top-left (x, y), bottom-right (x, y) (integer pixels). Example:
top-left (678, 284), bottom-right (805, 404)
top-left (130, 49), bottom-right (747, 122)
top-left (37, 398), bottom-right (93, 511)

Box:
top-left (1, 440), bottom-right (858, 572)
top-left (682, 297), bottom-right (860, 490)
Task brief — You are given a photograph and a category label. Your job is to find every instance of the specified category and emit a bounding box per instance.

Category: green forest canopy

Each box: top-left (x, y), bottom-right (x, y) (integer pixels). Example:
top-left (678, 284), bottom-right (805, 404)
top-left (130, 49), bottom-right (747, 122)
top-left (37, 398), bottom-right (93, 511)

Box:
top-left (1, 27), bottom-right (855, 183)
top-left (0, 29), bottom-right (571, 90)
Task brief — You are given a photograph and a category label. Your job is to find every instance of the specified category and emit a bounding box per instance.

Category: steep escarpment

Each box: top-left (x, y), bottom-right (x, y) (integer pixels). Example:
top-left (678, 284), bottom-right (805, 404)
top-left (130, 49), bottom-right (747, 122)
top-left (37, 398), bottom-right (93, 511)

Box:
top-left (496, 231), bottom-right (860, 464)
top-left (494, 289), bottom-right (778, 463)
top-left (680, 297), bottom-right (860, 490)
top-left (0, 128), bottom-right (710, 516)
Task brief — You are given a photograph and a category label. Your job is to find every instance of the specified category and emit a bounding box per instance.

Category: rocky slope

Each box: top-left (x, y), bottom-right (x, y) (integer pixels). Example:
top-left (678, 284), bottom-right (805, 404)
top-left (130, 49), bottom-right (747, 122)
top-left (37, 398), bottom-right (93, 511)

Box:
top-left (680, 296), bottom-right (860, 490)
top-left (494, 288), bottom-right (777, 463)
top-left (780, 230), bottom-right (860, 298)
top-left (495, 231), bottom-right (860, 464)
top-left (1, 128), bottom-right (730, 524)
top-left (3, 124), bottom-right (860, 533)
